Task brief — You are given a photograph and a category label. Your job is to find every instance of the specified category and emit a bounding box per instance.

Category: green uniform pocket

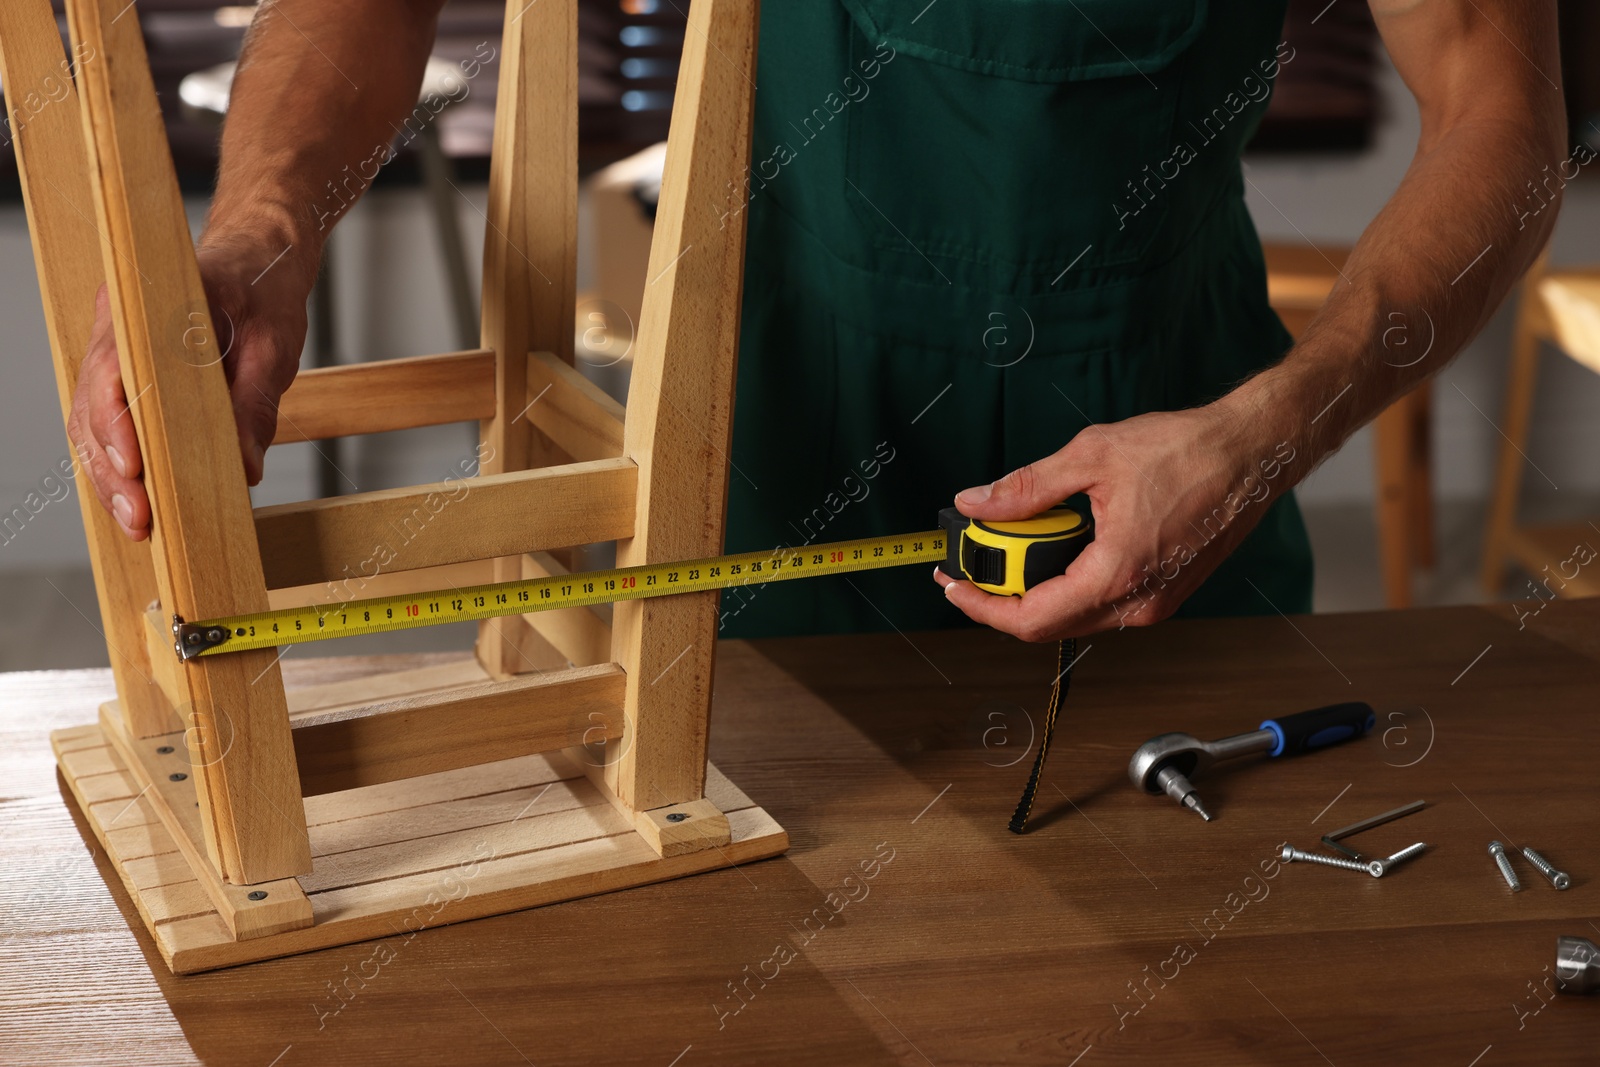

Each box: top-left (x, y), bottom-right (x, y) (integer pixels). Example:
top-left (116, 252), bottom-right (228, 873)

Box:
top-left (840, 0), bottom-right (1210, 286)
top-left (838, 0), bottom-right (1206, 82)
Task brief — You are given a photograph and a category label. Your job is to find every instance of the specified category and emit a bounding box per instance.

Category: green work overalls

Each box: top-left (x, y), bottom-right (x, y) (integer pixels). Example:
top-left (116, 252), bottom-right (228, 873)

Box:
top-left (721, 0), bottom-right (1312, 639)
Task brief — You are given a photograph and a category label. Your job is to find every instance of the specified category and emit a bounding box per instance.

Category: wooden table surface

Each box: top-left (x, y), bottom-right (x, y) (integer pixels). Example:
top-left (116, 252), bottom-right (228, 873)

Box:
top-left (3, 600), bottom-right (1598, 1066)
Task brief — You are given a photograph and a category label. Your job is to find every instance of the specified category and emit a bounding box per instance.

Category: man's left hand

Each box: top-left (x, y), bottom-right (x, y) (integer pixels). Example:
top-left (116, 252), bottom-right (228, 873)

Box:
top-left (934, 400), bottom-right (1295, 641)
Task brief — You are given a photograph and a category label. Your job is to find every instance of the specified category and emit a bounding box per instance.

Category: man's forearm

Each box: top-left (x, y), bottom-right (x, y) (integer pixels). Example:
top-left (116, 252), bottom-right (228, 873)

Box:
top-left (1218, 0), bottom-right (1566, 483)
top-left (202, 0), bottom-right (447, 281)
top-left (1224, 112), bottom-right (1564, 478)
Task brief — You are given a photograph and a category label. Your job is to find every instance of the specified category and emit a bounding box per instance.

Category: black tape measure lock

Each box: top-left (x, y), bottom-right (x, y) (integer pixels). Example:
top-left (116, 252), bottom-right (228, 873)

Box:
top-left (937, 505), bottom-right (1093, 594)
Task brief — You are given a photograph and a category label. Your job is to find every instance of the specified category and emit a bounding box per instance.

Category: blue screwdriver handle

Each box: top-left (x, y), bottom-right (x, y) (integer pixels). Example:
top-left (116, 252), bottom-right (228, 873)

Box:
top-left (1260, 702), bottom-right (1376, 758)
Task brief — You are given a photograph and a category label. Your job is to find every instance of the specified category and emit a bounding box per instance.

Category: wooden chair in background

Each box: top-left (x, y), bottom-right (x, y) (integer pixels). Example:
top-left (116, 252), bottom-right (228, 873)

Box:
top-left (1264, 242), bottom-right (1433, 609)
top-left (1480, 254), bottom-right (1600, 597)
top-left (0, 0), bottom-right (783, 974)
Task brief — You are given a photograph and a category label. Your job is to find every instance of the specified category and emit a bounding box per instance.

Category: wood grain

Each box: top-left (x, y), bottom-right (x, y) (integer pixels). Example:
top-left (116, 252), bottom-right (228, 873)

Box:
top-left (523, 350), bottom-right (626, 462)
top-left (90, 707), bottom-right (313, 941)
top-left (63, 0), bottom-right (310, 883)
top-left (608, 0), bottom-right (759, 815)
top-left (272, 350), bottom-right (496, 444)
top-left (476, 0), bottom-right (579, 676)
top-left (289, 663), bottom-right (626, 795)
top-left (8, 602), bottom-right (1600, 1062)
top-left (517, 549), bottom-right (613, 667)
top-left (252, 457), bottom-right (637, 589)
top-left (0, 0), bottom-right (175, 739)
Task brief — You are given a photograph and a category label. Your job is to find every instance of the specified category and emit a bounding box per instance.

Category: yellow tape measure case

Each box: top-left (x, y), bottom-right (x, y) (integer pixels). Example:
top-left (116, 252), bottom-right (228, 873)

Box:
top-left (938, 506), bottom-right (1093, 596)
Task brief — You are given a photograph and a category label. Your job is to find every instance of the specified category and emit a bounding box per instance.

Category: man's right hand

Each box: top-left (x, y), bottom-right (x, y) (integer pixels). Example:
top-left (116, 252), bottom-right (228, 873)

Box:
top-left (65, 234), bottom-right (316, 541)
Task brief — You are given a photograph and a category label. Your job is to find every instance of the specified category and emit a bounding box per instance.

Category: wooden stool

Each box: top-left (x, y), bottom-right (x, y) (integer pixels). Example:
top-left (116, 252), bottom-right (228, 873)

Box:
top-left (0, 0), bottom-right (784, 974)
top-left (1480, 253), bottom-right (1600, 597)
top-left (1264, 242), bottom-right (1434, 608)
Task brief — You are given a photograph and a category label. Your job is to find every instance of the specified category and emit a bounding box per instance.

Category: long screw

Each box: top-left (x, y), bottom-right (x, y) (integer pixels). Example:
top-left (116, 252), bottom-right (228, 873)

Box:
top-left (1522, 847), bottom-right (1572, 890)
top-left (1368, 842), bottom-right (1428, 878)
top-left (1489, 841), bottom-right (1521, 891)
top-left (1281, 844), bottom-right (1371, 873)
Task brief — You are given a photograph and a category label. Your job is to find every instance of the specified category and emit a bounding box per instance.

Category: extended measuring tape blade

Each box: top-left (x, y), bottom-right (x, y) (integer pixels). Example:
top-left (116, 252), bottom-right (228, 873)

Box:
top-left (172, 530), bottom-right (949, 660)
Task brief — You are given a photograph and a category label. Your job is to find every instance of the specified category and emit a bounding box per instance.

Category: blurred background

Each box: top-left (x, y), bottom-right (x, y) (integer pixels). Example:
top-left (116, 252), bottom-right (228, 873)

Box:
top-left (2, 0), bottom-right (1597, 670)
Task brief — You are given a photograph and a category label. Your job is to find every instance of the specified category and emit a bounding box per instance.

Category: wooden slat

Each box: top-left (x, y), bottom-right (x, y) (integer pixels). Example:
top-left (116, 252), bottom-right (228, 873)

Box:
top-left (272, 350), bottom-right (496, 444)
top-left (517, 550), bottom-right (613, 667)
top-left (156, 803), bottom-right (784, 974)
top-left (89, 793), bottom-right (160, 830)
top-left (267, 558), bottom-right (495, 611)
top-left (1505, 522), bottom-right (1600, 598)
top-left (608, 0), bottom-right (759, 817)
top-left (1540, 274), bottom-right (1600, 374)
top-left (291, 663), bottom-right (627, 796)
top-left (88, 713), bottom-right (314, 940)
top-left (477, 0), bottom-right (579, 676)
top-left (301, 751), bottom-right (572, 827)
top-left (253, 457), bottom-right (637, 588)
top-left (141, 604), bottom-right (187, 713)
top-left (0, 0), bottom-right (175, 740)
top-left (308, 777), bottom-right (587, 859)
top-left (286, 659), bottom-right (493, 720)
top-left (65, 0), bottom-right (310, 883)
top-left (51, 696), bottom-right (784, 975)
top-left (299, 794), bottom-right (624, 894)
top-left (76, 768), bottom-right (140, 805)
top-left (523, 351), bottom-right (626, 462)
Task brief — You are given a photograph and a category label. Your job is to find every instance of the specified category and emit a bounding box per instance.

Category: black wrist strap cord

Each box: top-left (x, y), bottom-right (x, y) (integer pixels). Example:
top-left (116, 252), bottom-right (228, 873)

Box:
top-left (1008, 637), bottom-right (1075, 835)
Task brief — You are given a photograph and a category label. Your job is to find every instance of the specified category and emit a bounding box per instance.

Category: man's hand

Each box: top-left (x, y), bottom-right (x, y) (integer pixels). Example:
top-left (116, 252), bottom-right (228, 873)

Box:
top-left (65, 236), bottom-right (314, 540)
top-left (941, 0), bottom-right (1562, 642)
top-left (935, 397), bottom-right (1291, 641)
top-left (63, 0), bottom-right (447, 541)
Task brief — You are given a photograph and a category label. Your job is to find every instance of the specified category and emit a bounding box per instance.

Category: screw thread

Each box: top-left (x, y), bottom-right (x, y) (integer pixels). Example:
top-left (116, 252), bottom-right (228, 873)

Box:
top-left (1522, 847), bottom-right (1571, 889)
top-left (1489, 841), bottom-right (1521, 891)
top-left (1522, 847), bottom-right (1555, 875)
top-left (1282, 845), bottom-right (1370, 873)
top-left (1384, 842), bottom-right (1427, 867)
top-left (1368, 842), bottom-right (1428, 877)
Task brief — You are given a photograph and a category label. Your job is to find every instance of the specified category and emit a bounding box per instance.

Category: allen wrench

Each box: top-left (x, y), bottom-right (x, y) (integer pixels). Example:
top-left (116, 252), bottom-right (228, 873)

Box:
top-left (1321, 800), bottom-right (1427, 862)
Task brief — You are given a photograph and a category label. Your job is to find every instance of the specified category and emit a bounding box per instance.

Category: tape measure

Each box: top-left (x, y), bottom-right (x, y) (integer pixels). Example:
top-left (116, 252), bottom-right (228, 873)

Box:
top-left (938, 506), bottom-right (1092, 597)
top-left (173, 507), bottom-right (1093, 660)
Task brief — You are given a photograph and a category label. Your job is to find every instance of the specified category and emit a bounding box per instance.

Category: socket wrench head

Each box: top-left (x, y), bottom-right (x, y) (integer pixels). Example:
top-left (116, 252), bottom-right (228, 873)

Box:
top-left (1128, 734), bottom-right (1206, 793)
top-left (1556, 936), bottom-right (1600, 995)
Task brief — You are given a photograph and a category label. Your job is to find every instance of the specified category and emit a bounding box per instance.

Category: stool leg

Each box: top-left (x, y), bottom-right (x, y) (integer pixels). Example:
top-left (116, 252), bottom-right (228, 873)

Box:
top-left (1407, 381), bottom-right (1435, 569)
top-left (1374, 391), bottom-right (1416, 609)
top-left (416, 121), bottom-right (480, 351)
top-left (310, 252), bottom-right (343, 499)
top-left (1481, 293), bottom-right (1544, 594)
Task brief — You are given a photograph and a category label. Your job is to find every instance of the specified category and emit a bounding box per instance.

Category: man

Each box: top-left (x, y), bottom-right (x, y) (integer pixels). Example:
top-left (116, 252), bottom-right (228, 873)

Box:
top-left (67, 0), bottom-right (1564, 643)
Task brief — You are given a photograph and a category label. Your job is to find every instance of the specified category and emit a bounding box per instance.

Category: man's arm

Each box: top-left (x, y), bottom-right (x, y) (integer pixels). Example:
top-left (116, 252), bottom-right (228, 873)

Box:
top-left (941, 0), bottom-right (1565, 639)
top-left (68, 0), bottom-right (447, 539)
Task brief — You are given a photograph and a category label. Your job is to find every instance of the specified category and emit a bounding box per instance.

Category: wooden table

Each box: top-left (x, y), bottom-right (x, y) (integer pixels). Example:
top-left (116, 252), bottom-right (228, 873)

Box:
top-left (4, 600), bottom-right (1598, 1065)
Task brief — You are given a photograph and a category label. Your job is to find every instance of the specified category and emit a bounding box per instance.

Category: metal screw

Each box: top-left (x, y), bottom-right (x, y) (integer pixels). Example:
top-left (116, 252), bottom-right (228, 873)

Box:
top-left (1489, 841), bottom-right (1521, 891)
top-left (247, 891), bottom-right (268, 901)
top-left (156, 745), bottom-right (174, 755)
top-left (1369, 842), bottom-right (1427, 878)
top-left (169, 772), bottom-right (188, 782)
top-left (1280, 844), bottom-right (1371, 874)
top-left (666, 812), bottom-right (689, 823)
top-left (1522, 847), bottom-right (1571, 890)
top-left (206, 628), bottom-right (224, 643)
